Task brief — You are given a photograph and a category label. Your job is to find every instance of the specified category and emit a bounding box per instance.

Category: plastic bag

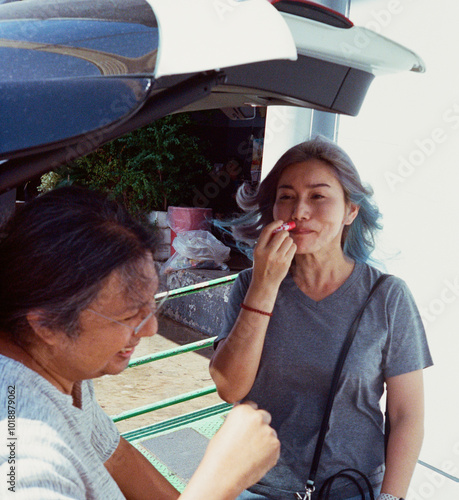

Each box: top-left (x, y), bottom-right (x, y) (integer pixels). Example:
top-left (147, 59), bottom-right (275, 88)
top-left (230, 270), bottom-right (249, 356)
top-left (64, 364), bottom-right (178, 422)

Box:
top-left (161, 230), bottom-right (230, 273)
top-left (172, 230), bottom-right (230, 262)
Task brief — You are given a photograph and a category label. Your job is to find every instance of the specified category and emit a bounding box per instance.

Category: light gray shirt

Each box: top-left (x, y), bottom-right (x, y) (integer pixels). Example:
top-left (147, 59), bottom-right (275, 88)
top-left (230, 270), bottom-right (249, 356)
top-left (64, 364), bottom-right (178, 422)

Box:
top-left (217, 262), bottom-right (433, 500)
top-left (0, 354), bottom-right (123, 499)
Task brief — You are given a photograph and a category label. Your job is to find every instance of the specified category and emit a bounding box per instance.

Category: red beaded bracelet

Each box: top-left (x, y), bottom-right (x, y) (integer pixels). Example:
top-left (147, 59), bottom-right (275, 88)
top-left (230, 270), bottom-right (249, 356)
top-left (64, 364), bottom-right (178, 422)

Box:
top-left (240, 303), bottom-right (273, 317)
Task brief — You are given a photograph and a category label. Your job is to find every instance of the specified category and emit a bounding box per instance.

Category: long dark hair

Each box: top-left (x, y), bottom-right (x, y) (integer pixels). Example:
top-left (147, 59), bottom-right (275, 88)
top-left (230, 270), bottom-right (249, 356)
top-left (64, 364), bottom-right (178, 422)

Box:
top-left (230, 136), bottom-right (382, 263)
top-left (0, 186), bottom-right (157, 343)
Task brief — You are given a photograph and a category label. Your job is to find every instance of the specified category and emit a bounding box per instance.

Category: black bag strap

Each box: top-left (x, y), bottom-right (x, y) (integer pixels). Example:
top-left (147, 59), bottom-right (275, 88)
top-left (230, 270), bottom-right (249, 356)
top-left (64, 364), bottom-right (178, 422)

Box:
top-left (318, 469), bottom-right (376, 500)
top-left (305, 274), bottom-right (391, 495)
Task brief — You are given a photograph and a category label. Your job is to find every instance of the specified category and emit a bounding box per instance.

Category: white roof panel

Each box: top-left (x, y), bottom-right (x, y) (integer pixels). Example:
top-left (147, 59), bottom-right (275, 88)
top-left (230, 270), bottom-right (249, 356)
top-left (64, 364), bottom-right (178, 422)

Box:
top-left (282, 12), bottom-right (425, 75)
top-left (147, 0), bottom-right (298, 78)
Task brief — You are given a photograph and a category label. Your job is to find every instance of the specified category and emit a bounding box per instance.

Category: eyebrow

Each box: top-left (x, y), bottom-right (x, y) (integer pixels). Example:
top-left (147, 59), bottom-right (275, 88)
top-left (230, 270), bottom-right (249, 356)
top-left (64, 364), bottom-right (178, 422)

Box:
top-left (277, 183), bottom-right (331, 190)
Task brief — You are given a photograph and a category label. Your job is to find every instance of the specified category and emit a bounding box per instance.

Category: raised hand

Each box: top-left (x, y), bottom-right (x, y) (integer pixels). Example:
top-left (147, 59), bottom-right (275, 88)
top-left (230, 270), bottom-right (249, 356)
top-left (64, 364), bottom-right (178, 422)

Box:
top-left (181, 402), bottom-right (280, 500)
top-left (252, 220), bottom-right (297, 290)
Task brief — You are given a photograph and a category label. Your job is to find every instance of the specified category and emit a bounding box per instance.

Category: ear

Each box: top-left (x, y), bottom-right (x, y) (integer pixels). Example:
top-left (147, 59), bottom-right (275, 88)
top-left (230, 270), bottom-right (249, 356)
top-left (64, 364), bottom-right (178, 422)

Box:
top-left (344, 203), bottom-right (359, 226)
top-left (26, 311), bottom-right (61, 347)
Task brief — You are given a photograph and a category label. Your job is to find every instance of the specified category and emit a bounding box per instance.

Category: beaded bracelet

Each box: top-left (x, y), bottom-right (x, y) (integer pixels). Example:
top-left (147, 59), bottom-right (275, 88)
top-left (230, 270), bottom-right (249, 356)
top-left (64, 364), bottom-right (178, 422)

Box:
top-left (377, 494), bottom-right (404, 500)
top-left (240, 303), bottom-right (273, 317)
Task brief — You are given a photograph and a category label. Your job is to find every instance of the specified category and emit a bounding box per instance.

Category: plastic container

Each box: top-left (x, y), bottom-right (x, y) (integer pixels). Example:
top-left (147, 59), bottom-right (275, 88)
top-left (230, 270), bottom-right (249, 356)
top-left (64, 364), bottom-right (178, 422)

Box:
top-left (167, 207), bottom-right (213, 255)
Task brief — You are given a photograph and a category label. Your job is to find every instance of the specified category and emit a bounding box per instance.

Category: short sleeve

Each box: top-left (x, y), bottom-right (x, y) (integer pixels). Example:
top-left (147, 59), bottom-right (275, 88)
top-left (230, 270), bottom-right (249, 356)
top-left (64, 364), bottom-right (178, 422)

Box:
top-left (215, 269), bottom-right (252, 346)
top-left (383, 278), bottom-right (433, 378)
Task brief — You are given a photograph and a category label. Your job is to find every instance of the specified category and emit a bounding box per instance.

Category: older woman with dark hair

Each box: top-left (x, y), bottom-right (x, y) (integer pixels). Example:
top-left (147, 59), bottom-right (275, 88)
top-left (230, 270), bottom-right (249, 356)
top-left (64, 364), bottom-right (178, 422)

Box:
top-left (0, 186), bottom-right (280, 500)
top-left (210, 137), bottom-right (432, 500)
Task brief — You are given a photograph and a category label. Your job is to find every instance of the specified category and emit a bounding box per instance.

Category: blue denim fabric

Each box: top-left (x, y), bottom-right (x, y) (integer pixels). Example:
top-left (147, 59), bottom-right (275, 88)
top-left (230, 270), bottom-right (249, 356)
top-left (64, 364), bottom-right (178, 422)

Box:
top-left (236, 486), bottom-right (381, 500)
top-left (236, 492), bottom-right (269, 500)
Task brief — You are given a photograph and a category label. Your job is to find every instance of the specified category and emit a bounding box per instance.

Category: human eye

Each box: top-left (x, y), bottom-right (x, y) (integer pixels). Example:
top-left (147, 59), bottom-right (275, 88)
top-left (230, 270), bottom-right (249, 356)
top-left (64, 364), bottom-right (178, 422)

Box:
top-left (121, 309), bottom-right (141, 322)
top-left (276, 190), bottom-right (294, 201)
top-left (311, 192), bottom-right (326, 200)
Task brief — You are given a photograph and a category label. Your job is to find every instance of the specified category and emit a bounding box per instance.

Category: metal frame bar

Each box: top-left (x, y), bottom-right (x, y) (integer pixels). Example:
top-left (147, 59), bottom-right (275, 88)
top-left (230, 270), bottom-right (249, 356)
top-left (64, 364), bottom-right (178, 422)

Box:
top-left (112, 386), bottom-right (218, 423)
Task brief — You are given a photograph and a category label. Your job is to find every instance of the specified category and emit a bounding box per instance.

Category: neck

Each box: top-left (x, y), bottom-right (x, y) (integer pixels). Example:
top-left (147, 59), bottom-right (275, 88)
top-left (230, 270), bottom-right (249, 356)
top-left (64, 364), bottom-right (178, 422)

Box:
top-left (291, 250), bottom-right (355, 301)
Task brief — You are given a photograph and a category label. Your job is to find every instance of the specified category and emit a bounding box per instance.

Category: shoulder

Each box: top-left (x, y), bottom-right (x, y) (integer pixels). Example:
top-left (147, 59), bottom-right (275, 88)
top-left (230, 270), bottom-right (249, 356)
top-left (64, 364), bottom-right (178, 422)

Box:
top-left (359, 263), bottom-right (410, 297)
top-left (0, 356), bottom-right (69, 421)
top-left (352, 264), bottom-right (422, 320)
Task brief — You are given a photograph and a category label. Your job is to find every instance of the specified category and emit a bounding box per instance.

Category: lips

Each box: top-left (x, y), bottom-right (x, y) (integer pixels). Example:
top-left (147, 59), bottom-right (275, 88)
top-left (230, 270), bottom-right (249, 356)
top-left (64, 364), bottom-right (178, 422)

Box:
top-left (118, 342), bottom-right (139, 356)
top-left (119, 347), bottom-right (134, 354)
top-left (291, 227), bottom-right (314, 234)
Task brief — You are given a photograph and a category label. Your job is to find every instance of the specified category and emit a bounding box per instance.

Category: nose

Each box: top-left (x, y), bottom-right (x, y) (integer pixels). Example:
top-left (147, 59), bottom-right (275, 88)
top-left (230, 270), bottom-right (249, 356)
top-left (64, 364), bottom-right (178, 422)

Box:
top-left (291, 199), bottom-right (311, 220)
top-left (144, 315), bottom-right (158, 338)
top-left (134, 311), bottom-right (158, 337)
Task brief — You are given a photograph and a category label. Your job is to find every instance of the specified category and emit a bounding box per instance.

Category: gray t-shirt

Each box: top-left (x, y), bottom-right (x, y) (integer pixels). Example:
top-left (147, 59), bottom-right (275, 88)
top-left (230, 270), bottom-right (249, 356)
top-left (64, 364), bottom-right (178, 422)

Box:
top-left (0, 355), bottom-right (123, 499)
top-left (217, 262), bottom-right (433, 500)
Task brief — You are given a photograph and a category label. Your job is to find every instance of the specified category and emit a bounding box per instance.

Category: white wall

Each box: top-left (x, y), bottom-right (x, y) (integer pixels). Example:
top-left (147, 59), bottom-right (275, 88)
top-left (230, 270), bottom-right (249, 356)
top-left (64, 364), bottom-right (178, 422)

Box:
top-left (339, 1), bottom-right (459, 497)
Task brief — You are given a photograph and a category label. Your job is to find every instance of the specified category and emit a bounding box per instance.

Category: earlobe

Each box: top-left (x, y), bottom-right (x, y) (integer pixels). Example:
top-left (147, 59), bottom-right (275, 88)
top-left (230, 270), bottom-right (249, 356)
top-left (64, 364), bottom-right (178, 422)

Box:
top-left (26, 311), bottom-right (60, 346)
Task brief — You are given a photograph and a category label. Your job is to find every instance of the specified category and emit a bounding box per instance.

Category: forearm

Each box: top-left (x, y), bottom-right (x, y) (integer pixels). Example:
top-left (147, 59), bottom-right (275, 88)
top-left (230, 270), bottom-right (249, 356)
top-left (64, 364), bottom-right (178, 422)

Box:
top-left (179, 461), bottom-right (240, 500)
top-left (211, 222), bottom-right (295, 403)
top-left (382, 370), bottom-right (425, 498)
top-left (210, 282), bottom-right (278, 402)
top-left (381, 415), bottom-right (424, 498)
top-left (105, 437), bottom-right (179, 500)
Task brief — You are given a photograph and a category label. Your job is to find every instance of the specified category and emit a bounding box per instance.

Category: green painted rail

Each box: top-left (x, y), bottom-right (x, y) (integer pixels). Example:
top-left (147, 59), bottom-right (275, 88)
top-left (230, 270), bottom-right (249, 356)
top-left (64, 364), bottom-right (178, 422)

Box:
top-left (128, 337), bottom-right (216, 368)
top-left (112, 386), bottom-right (218, 422)
top-left (121, 402), bottom-right (232, 442)
top-left (154, 272), bottom-right (239, 301)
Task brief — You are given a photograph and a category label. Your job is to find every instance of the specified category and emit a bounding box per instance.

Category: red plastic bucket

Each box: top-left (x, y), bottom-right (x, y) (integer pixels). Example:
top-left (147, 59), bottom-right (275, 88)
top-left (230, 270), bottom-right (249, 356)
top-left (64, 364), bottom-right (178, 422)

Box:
top-left (167, 207), bottom-right (213, 255)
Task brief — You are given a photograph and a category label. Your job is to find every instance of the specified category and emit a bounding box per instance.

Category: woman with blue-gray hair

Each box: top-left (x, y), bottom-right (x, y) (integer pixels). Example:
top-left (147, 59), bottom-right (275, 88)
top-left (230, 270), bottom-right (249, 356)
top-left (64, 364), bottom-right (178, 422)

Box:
top-left (210, 137), bottom-right (432, 500)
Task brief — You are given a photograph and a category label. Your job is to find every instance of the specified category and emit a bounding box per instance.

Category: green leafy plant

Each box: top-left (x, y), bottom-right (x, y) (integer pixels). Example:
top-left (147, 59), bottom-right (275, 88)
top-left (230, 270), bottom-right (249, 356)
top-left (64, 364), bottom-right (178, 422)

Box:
top-left (42, 113), bottom-right (212, 216)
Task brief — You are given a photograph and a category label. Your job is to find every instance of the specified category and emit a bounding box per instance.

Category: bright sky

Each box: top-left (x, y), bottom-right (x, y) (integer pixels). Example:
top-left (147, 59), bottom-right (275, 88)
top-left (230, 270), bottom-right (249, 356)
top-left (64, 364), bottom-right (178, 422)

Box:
top-left (338, 1), bottom-right (459, 497)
